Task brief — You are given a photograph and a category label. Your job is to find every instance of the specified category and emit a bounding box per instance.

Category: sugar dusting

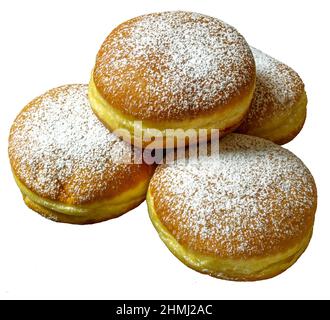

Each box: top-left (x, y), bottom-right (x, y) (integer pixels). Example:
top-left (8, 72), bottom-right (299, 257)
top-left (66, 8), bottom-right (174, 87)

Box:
top-left (9, 85), bottom-right (133, 203)
top-left (243, 47), bottom-right (304, 126)
top-left (94, 11), bottom-right (255, 120)
top-left (151, 134), bottom-right (316, 257)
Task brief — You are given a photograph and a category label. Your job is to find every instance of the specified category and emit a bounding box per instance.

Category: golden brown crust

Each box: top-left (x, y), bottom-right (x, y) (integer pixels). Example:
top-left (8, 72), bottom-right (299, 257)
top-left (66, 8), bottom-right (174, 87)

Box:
top-left (8, 84), bottom-right (155, 205)
top-left (148, 134), bottom-right (317, 260)
top-left (93, 11), bottom-right (256, 122)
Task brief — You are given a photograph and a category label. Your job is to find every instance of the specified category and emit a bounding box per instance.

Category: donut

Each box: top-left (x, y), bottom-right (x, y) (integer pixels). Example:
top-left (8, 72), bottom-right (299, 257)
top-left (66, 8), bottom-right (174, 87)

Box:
top-left (9, 84), bottom-right (155, 224)
top-left (147, 134), bottom-right (317, 281)
top-left (89, 11), bottom-right (256, 148)
top-left (236, 47), bottom-right (307, 144)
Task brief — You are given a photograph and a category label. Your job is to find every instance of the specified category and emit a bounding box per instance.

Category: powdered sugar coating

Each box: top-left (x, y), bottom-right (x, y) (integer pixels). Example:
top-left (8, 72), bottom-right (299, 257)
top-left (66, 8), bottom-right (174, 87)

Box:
top-left (93, 11), bottom-right (255, 121)
top-left (9, 85), bottom-right (143, 204)
top-left (240, 47), bottom-right (305, 128)
top-left (149, 134), bottom-right (316, 258)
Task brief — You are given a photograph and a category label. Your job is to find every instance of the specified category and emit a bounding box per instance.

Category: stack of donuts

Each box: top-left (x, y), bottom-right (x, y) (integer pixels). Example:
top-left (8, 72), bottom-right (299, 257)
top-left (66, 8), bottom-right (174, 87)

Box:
top-left (8, 11), bottom-right (317, 281)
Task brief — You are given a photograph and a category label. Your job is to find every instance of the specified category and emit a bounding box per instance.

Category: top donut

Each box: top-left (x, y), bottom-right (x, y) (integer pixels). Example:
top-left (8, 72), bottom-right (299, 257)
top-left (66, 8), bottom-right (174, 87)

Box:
top-left (91, 11), bottom-right (256, 122)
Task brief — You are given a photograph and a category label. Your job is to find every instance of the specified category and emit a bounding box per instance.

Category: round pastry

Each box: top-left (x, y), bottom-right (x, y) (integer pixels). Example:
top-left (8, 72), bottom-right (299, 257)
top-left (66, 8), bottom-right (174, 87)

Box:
top-left (147, 134), bottom-right (317, 281)
top-left (9, 84), bottom-right (155, 224)
top-left (89, 11), bottom-right (256, 149)
top-left (236, 47), bottom-right (307, 144)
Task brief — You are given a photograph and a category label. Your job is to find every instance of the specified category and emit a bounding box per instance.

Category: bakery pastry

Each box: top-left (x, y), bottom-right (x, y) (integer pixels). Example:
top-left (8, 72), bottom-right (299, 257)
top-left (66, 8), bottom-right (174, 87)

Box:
top-left (89, 11), bottom-right (256, 148)
top-left (236, 47), bottom-right (307, 144)
top-left (9, 84), bottom-right (154, 224)
top-left (147, 134), bottom-right (317, 281)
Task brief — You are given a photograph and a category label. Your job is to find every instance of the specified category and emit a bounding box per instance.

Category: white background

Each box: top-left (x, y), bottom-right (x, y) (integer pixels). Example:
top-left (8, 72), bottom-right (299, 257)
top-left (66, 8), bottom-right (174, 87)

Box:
top-left (0, 0), bottom-right (329, 300)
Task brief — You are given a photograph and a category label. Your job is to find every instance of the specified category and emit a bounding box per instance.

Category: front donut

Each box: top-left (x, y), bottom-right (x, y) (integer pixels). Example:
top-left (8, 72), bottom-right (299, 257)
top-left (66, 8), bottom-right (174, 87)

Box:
top-left (147, 134), bottom-right (317, 281)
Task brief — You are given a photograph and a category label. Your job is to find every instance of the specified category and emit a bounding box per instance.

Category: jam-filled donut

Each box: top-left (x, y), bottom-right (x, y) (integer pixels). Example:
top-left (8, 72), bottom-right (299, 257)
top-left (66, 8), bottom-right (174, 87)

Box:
top-left (89, 11), bottom-right (256, 148)
top-left (236, 48), bottom-right (307, 144)
top-left (9, 84), bottom-right (154, 224)
top-left (147, 134), bottom-right (317, 281)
